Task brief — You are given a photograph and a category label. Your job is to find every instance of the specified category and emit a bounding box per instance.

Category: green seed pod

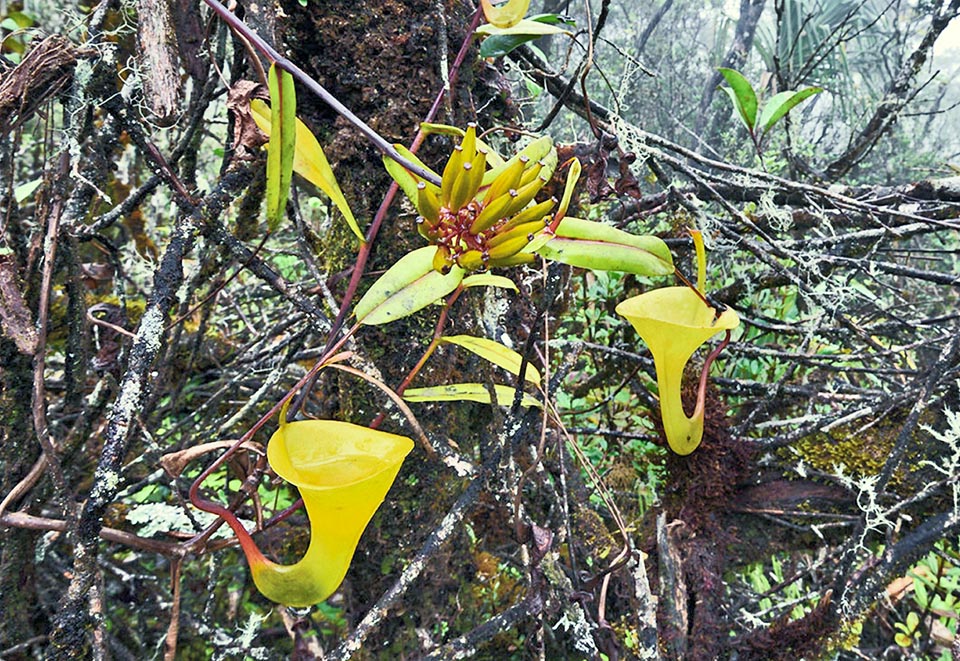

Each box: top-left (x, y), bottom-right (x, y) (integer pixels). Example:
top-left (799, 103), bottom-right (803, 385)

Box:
top-left (487, 219), bottom-right (548, 249)
top-left (461, 123), bottom-right (478, 162)
top-left (498, 176), bottom-right (546, 220)
top-left (487, 234), bottom-right (531, 260)
top-left (448, 161), bottom-right (476, 211)
top-left (517, 160), bottom-right (545, 189)
top-left (457, 249), bottom-right (486, 271)
top-left (433, 245), bottom-right (454, 274)
top-left (416, 216), bottom-right (439, 241)
top-left (487, 252), bottom-right (536, 268)
top-left (483, 155), bottom-right (527, 204)
top-left (440, 146), bottom-right (464, 207)
top-left (481, 136), bottom-right (553, 188)
top-left (417, 182), bottom-right (441, 224)
top-left (470, 190), bottom-right (516, 234)
top-left (498, 198), bottom-right (555, 232)
top-left (462, 149), bottom-right (487, 206)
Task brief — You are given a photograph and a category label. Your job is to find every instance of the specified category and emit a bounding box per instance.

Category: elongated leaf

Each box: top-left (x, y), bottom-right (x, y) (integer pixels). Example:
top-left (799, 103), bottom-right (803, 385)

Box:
top-left (480, 0), bottom-right (532, 29)
top-left (717, 67), bottom-right (757, 132)
top-left (476, 18), bottom-right (570, 36)
top-left (462, 273), bottom-right (518, 291)
top-left (441, 335), bottom-right (541, 386)
top-left (265, 64), bottom-right (296, 231)
top-left (758, 87), bottom-right (823, 134)
top-left (354, 247), bottom-right (464, 325)
top-left (251, 99), bottom-right (363, 242)
top-left (382, 144), bottom-right (441, 206)
top-left (533, 217), bottom-right (674, 276)
top-left (478, 18), bottom-right (570, 58)
top-left (403, 383), bottom-right (542, 408)
top-left (554, 157), bottom-right (581, 222)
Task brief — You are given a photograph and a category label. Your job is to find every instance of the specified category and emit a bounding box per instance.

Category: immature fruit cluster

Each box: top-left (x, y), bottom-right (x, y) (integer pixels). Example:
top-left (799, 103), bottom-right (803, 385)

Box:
top-left (413, 125), bottom-right (557, 273)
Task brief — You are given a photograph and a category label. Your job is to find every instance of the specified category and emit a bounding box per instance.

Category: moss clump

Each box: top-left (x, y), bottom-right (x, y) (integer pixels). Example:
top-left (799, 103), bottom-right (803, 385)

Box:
top-left (791, 426), bottom-right (895, 480)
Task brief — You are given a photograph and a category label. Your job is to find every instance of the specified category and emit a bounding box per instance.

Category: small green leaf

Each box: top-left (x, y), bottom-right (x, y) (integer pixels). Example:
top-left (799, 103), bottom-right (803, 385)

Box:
top-left (717, 67), bottom-right (758, 132)
top-left (894, 632), bottom-right (913, 648)
top-left (906, 611), bottom-right (920, 630)
top-left (265, 64), bottom-right (296, 231)
top-left (441, 335), bottom-right (541, 386)
top-left (757, 87), bottom-right (823, 135)
top-left (534, 217), bottom-right (674, 276)
top-left (403, 383), bottom-right (542, 408)
top-left (354, 247), bottom-right (464, 325)
top-left (462, 273), bottom-right (518, 291)
top-left (913, 575), bottom-right (929, 606)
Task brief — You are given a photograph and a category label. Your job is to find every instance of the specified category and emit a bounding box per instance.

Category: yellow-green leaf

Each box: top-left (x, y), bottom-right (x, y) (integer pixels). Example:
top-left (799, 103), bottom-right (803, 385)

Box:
top-left (265, 64), bottom-right (296, 231)
top-left (441, 335), bottom-right (540, 386)
top-left (555, 157), bottom-right (581, 222)
top-left (534, 217), bottom-right (674, 276)
top-left (461, 273), bottom-right (518, 291)
top-left (476, 18), bottom-right (569, 36)
top-left (382, 144), bottom-right (441, 207)
top-left (480, 0), bottom-right (532, 28)
top-left (251, 98), bottom-right (362, 243)
top-left (403, 383), bottom-right (541, 408)
top-left (354, 247), bottom-right (464, 325)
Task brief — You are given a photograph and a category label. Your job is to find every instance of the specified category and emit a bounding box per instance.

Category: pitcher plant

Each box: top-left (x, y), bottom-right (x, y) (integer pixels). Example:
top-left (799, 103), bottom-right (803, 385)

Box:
top-left (616, 231), bottom-right (739, 455)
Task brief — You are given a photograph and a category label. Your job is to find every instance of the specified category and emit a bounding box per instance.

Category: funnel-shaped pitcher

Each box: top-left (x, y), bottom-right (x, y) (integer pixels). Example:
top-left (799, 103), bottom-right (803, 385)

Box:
top-left (616, 287), bottom-right (739, 455)
top-left (245, 419), bottom-right (413, 607)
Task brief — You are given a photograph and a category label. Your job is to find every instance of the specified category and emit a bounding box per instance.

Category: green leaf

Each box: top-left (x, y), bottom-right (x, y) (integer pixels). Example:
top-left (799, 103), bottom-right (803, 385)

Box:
top-left (906, 611), bottom-right (920, 630)
top-left (382, 144), bottom-right (441, 207)
top-left (354, 247), bottom-right (464, 325)
top-left (478, 17), bottom-right (570, 58)
top-left (265, 64), bottom-right (296, 231)
top-left (403, 383), bottom-right (542, 408)
top-left (757, 87), bottom-right (823, 135)
top-left (894, 632), bottom-right (913, 648)
top-left (533, 217), bottom-right (674, 276)
top-left (441, 335), bottom-right (541, 386)
top-left (462, 273), bottom-right (518, 291)
top-left (717, 67), bottom-right (758, 132)
top-left (252, 99), bottom-right (363, 243)
top-left (913, 575), bottom-right (929, 606)
top-left (476, 17), bottom-right (570, 36)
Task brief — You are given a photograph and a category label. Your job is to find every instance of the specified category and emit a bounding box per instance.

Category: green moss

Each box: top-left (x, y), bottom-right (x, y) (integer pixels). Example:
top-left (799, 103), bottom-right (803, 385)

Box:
top-left (789, 422), bottom-right (897, 480)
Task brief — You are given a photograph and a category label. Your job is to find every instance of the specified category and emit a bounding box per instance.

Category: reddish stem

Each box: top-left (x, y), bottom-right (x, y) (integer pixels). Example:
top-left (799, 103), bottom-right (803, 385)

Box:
top-left (369, 284), bottom-right (464, 429)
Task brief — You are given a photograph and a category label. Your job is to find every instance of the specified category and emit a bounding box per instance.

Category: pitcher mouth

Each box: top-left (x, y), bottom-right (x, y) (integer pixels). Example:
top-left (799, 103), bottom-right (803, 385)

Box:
top-left (268, 418), bottom-right (414, 488)
top-left (615, 286), bottom-right (736, 331)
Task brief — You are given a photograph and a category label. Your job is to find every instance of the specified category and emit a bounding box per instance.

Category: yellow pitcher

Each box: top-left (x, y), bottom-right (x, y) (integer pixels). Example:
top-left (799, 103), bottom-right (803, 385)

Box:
top-left (241, 419), bottom-right (413, 607)
top-left (616, 231), bottom-right (739, 455)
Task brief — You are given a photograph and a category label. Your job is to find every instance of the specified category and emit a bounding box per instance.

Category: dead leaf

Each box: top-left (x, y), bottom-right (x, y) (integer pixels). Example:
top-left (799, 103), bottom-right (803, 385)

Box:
top-left (227, 80), bottom-right (269, 159)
